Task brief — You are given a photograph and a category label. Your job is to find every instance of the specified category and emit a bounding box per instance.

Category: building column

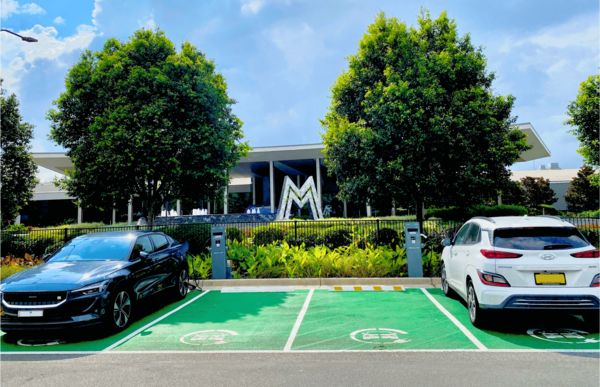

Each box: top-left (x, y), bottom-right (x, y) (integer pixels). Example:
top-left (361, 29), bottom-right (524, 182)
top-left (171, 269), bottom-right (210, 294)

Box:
top-left (223, 187), bottom-right (228, 215)
top-left (176, 200), bottom-right (181, 216)
top-left (269, 160), bottom-right (275, 214)
top-left (343, 201), bottom-right (348, 218)
top-left (498, 194), bottom-right (502, 206)
top-left (366, 204), bottom-right (372, 217)
top-left (252, 177), bottom-right (256, 205)
top-left (77, 205), bottom-right (83, 224)
top-left (297, 175), bottom-right (302, 217)
top-left (127, 196), bottom-right (133, 224)
top-left (391, 200), bottom-right (396, 216)
top-left (207, 201), bottom-right (211, 215)
top-left (112, 208), bottom-right (116, 225)
top-left (315, 158), bottom-right (322, 209)
top-left (15, 215), bottom-right (21, 225)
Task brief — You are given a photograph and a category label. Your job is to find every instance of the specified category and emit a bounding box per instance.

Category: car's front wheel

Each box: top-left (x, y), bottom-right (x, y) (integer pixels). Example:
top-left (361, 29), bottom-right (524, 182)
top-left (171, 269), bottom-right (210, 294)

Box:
top-left (441, 262), bottom-right (456, 298)
top-left (104, 287), bottom-right (133, 333)
top-left (467, 280), bottom-right (488, 328)
top-left (173, 268), bottom-right (189, 300)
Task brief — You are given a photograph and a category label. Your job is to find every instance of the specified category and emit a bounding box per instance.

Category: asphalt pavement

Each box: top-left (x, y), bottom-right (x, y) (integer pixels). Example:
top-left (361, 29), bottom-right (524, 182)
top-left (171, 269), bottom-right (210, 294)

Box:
top-left (2, 352), bottom-right (599, 387)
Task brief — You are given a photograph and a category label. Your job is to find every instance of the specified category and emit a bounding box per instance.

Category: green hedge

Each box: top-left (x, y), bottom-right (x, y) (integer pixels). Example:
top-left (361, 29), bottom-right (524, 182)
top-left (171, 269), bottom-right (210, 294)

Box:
top-left (425, 205), bottom-right (528, 221)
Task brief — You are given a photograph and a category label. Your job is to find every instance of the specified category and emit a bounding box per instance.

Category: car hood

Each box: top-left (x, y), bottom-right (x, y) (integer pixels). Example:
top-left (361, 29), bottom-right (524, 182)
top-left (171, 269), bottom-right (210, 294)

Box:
top-left (0, 261), bottom-right (128, 292)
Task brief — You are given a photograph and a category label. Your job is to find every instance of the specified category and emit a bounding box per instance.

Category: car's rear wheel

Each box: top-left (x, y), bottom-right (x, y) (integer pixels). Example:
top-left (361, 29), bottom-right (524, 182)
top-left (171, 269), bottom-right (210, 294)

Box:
top-left (467, 281), bottom-right (488, 328)
top-left (441, 262), bottom-right (456, 298)
top-left (173, 268), bottom-right (189, 300)
top-left (105, 287), bottom-right (133, 333)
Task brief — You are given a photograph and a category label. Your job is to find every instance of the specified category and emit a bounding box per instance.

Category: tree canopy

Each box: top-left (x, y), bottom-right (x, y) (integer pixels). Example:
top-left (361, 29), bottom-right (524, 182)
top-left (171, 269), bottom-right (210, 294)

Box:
top-left (519, 176), bottom-right (557, 211)
top-left (1, 82), bottom-right (38, 223)
top-left (564, 166), bottom-right (599, 213)
top-left (565, 75), bottom-right (599, 168)
top-left (320, 11), bottom-right (530, 223)
top-left (48, 29), bottom-right (249, 221)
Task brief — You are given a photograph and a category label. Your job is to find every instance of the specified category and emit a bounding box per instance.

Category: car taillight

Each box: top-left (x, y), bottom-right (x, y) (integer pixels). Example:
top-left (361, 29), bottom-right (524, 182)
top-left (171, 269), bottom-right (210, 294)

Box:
top-left (477, 270), bottom-right (510, 287)
top-left (571, 249), bottom-right (600, 258)
top-left (591, 274), bottom-right (600, 288)
top-left (480, 249), bottom-right (523, 259)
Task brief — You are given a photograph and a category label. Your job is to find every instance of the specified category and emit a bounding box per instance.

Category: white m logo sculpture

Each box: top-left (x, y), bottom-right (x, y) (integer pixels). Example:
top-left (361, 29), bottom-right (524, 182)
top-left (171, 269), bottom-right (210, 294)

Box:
top-left (276, 176), bottom-right (323, 220)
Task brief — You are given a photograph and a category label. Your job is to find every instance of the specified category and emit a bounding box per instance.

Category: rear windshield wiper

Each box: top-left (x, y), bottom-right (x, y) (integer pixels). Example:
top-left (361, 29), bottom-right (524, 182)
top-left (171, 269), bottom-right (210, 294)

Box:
top-left (543, 244), bottom-right (573, 250)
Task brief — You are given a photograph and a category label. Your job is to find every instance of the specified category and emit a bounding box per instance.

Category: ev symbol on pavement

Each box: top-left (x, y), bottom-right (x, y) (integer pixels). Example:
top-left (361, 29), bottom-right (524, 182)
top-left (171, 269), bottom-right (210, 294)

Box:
top-left (180, 329), bottom-right (239, 346)
top-left (527, 328), bottom-right (600, 344)
top-left (350, 328), bottom-right (411, 344)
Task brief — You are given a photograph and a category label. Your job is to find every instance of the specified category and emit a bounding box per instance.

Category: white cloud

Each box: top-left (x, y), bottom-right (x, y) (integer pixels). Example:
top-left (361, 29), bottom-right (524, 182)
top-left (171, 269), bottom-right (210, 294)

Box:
top-left (269, 23), bottom-right (330, 82)
top-left (241, 0), bottom-right (266, 15)
top-left (92, 0), bottom-right (102, 27)
top-left (1, 0), bottom-right (45, 19)
top-left (546, 59), bottom-right (566, 75)
top-left (0, 24), bottom-right (97, 91)
top-left (138, 13), bottom-right (156, 30)
top-left (53, 16), bottom-right (65, 25)
top-left (190, 18), bottom-right (220, 44)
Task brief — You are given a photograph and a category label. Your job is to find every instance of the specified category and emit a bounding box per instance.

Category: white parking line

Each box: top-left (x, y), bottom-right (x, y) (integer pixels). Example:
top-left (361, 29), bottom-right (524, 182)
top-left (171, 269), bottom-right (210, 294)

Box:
top-left (102, 290), bottom-right (211, 352)
top-left (420, 288), bottom-right (488, 351)
top-left (284, 288), bottom-right (314, 351)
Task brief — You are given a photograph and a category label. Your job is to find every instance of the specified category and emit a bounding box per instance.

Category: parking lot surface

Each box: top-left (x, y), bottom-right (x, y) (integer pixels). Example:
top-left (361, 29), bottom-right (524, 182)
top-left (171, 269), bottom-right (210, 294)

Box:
top-left (2, 288), bottom-right (598, 353)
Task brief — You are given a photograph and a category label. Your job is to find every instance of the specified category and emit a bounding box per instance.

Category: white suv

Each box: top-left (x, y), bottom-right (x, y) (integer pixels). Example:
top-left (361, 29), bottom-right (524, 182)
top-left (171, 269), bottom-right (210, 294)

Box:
top-left (440, 216), bottom-right (600, 327)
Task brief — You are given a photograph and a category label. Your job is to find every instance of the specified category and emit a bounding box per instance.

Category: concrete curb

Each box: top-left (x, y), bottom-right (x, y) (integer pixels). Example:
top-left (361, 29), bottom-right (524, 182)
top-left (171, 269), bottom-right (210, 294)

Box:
top-left (199, 277), bottom-right (440, 288)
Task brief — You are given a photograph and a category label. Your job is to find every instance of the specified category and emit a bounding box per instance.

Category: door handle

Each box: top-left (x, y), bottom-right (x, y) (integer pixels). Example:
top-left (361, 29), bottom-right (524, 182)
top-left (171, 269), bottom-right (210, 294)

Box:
top-left (453, 251), bottom-right (458, 256)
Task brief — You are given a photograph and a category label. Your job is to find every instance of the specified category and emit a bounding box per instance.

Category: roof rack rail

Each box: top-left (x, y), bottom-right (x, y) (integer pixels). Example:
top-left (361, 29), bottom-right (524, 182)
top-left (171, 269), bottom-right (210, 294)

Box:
top-left (472, 216), bottom-right (495, 223)
top-left (538, 215), bottom-right (565, 222)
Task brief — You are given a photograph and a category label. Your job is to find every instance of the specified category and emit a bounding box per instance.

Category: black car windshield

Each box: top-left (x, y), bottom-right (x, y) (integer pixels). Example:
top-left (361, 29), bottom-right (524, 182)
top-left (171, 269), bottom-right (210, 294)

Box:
top-left (493, 227), bottom-right (589, 250)
top-left (48, 237), bottom-right (132, 261)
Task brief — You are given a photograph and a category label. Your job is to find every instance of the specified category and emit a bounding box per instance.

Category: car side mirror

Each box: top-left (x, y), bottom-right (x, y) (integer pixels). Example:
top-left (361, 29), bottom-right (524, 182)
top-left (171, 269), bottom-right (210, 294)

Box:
top-left (139, 251), bottom-right (150, 259)
top-left (442, 238), bottom-right (453, 247)
top-left (42, 254), bottom-right (51, 262)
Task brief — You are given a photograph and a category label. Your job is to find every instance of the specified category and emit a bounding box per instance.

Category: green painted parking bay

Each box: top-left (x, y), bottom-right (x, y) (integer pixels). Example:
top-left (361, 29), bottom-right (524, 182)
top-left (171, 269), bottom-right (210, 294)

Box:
top-left (428, 288), bottom-right (600, 350)
top-left (112, 290), bottom-right (308, 351)
top-left (0, 293), bottom-right (199, 353)
top-left (290, 289), bottom-right (478, 350)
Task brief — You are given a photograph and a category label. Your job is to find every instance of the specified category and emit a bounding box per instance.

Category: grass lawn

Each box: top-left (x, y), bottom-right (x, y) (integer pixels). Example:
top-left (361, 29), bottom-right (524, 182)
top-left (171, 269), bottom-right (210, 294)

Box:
top-left (1, 265), bottom-right (29, 281)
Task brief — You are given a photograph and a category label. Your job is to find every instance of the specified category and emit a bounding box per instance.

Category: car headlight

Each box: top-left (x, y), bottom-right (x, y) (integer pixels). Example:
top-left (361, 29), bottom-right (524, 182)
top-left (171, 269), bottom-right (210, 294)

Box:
top-left (71, 280), bottom-right (110, 296)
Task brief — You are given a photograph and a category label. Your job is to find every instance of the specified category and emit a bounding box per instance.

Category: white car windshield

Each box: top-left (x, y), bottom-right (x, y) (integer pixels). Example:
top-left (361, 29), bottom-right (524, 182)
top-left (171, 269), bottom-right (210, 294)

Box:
top-left (493, 227), bottom-right (589, 250)
top-left (49, 238), bottom-right (132, 261)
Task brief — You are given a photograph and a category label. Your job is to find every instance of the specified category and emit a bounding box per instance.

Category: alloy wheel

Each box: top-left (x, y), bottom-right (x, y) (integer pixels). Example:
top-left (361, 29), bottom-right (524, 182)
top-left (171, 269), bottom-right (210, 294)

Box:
top-left (441, 265), bottom-right (448, 293)
top-left (468, 285), bottom-right (477, 322)
top-left (113, 291), bottom-right (131, 328)
top-left (178, 270), bottom-right (189, 297)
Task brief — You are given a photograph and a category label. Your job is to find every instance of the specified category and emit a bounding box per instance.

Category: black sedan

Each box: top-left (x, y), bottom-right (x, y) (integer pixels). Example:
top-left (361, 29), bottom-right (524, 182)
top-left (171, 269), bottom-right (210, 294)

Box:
top-left (0, 231), bottom-right (190, 333)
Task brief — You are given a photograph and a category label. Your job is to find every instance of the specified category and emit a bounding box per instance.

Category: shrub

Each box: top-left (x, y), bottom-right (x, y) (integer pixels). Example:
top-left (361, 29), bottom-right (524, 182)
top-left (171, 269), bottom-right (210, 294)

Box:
top-left (226, 227), bottom-right (243, 243)
top-left (539, 204), bottom-right (558, 215)
top-left (425, 207), bottom-right (467, 221)
top-left (368, 228), bottom-right (400, 247)
top-left (580, 228), bottom-right (600, 249)
top-left (252, 225), bottom-right (287, 246)
top-left (323, 229), bottom-right (352, 249)
top-left (579, 209), bottom-right (600, 218)
top-left (159, 223), bottom-right (211, 255)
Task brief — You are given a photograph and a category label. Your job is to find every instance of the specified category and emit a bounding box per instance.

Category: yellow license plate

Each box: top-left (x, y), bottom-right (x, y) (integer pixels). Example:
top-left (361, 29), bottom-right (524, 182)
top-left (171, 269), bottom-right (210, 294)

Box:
top-left (535, 273), bottom-right (566, 285)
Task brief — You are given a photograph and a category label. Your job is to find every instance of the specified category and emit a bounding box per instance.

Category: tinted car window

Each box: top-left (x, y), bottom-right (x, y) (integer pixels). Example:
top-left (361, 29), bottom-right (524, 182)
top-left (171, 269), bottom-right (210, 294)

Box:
top-left (454, 224), bottom-right (471, 245)
top-left (494, 227), bottom-right (589, 250)
top-left (49, 238), bottom-right (132, 261)
top-left (134, 236), bottom-right (153, 253)
top-left (465, 224), bottom-right (481, 245)
top-left (150, 234), bottom-right (169, 252)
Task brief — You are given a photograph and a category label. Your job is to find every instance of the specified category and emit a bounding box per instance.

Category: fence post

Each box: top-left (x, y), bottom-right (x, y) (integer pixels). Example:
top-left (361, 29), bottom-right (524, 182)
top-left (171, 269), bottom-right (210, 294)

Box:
top-left (377, 219), bottom-right (380, 246)
top-left (63, 228), bottom-right (68, 244)
top-left (295, 220), bottom-right (297, 242)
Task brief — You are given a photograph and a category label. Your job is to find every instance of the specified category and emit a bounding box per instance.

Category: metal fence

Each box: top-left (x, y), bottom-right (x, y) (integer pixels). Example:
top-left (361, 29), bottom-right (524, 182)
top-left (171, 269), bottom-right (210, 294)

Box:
top-left (1, 217), bottom-right (598, 258)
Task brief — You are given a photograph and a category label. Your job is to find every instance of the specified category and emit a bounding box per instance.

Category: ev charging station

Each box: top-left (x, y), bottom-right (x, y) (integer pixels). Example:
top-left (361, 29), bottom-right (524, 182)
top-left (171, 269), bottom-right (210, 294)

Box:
top-left (210, 226), bottom-right (232, 279)
top-left (403, 222), bottom-right (425, 277)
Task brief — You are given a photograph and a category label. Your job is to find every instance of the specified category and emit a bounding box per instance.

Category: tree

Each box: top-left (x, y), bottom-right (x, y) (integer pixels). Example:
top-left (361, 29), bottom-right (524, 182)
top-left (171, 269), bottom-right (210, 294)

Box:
top-left (48, 29), bottom-right (249, 222)
top-left (519, 176), bottom-right (557, 210)
top-left (500, 180), bottom-right (525, 206)
top-left (564, 165), bottom-right (599, 213)
top-left (565, 75), bottom-right (599, 170)
top-left (320, 11), bottom-right (530, 224)
top-left (1, 81), bottom-right (38, 223)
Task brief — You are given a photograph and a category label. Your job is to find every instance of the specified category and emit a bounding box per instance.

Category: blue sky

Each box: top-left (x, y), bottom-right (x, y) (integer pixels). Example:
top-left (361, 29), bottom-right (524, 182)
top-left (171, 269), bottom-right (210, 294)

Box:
top-left (1, 0), bottom-right (598, 182)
